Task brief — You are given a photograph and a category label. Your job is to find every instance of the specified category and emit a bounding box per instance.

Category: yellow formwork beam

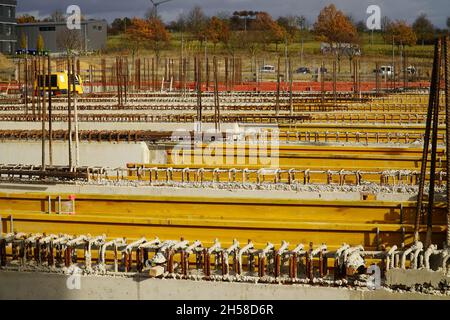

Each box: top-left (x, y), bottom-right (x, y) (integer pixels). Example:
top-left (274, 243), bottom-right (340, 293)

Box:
top-left (0, 192), bottom-right (446, 250)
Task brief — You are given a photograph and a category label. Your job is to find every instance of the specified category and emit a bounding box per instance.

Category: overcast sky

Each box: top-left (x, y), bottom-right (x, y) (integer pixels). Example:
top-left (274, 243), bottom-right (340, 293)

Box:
top-left (17, 0), bottom-right (450, 28)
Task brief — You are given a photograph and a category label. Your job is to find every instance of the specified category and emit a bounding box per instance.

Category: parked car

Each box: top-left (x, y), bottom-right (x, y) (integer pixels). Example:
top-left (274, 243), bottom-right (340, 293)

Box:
top-left (295, 67), bottom-right (311, 74)
top-left (374, 65), bottom-right (394, 76)
top-left (259, 65), bottom-right (276, 73)
top-left (406, 66), bottom-right (416, 75)
top-left (314, 67), bottom-right (328, 74)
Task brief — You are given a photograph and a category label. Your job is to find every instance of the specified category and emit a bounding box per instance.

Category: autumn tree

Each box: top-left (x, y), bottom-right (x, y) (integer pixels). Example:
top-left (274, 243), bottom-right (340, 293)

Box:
top-left (447, 17), bottom-right (450, 29)
top-left (313, 5), bottom-right (358, 46)
top-left (37, 33), bottom-right (45, 52)
top-left (20, 33), bottom-right (28, 50)
top-left (413, 14), bottom-right (435, 45)
top-left (313, 4), bottom-right (359, 71)
top-left (17, 14), bottom-right (37, 24)
top-left (108, 17), bottom-right (132, 35)
top-left (126, 17), bottom-right (170, 59)
top-left (277, 16), bottom-right (300, 38)
top-left (252, 12), bottom-right (287, 51)
top-left (147, 17), bottom-right (171, 59)
top-left (383, 20), bottom-right (417, 46)
top-left (205, 16), bottom-right (230, 50)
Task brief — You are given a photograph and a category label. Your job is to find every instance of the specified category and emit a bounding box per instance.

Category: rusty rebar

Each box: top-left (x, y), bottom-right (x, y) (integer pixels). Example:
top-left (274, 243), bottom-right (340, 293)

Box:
top-left (40, 57), bottom-right (46, 170)
top-left (415, 39), bottom-right (442, 242)
top-left (276, 56), bottom-right (281, 116)
top-left (48, 54), bottom-right (53, 165)
top-left (67, 57), bottom-right (73, 171)
top-left (426, 38), bottom-right (443, 247)
top-left (444, 36), bottom-right (450, 247)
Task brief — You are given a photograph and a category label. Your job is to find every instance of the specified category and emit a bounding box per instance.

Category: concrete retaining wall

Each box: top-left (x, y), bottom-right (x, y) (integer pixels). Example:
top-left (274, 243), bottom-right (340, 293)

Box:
top-left (0, 141), bottom-right (150, 167)
top-left (0, 271), bottom-right (448, 300)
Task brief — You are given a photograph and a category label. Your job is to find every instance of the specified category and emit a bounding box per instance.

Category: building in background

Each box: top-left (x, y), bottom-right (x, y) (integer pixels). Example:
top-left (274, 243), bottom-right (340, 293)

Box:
top-left (0, 0), bottom-right (17, 54)
top-left (16, 20), bottom-right (107, 53)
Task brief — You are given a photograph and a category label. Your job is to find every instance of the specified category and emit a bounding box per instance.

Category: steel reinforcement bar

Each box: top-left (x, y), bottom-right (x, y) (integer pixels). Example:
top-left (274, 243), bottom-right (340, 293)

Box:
top-left (0, 113), bottom-right (444, 124)
top-left (0, 129), bottom-right (443, 145)
top-left (0, 164), bottom-right (446, 187)
top-left (0, 231), bottom-right (449, 289)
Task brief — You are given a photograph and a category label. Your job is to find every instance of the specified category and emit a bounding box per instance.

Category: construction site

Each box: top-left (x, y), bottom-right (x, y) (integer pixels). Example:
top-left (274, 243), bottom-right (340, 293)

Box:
top-left (1, 16), bottom-right (450, 298)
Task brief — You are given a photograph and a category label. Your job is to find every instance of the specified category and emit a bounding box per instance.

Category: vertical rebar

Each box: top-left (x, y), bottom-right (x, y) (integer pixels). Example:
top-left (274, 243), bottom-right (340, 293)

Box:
top-left (444, 36), bottom-right (450, 247)
top-left (289, 58), bottom-right (293, 116)
top-left (101, 58), bottom-right (106, 92)
top-left (47, 54), bottom-right (53, 165)
top-left (24, 56), bottom-right (28, 113)
top-left (426, 46), bottom-right (441, 246)
top-left (31, 58), bottom-right (35, 117)
top-left (333, 60), bottom-right (337, 107)
top-left (415, 39), bottom-right (441, 242)
top-left (225, 57), bottom-right (229, 91)
top-left (197, 57), bottom-right (202, 131)
top-left (41, 56), bottom-right (46, 170)
top-left (321, 61), bottom-right (325, 108)
top-left (213, 56), bottom-right (220, 132)
top-left (376, 62), bottom-right (380, 96)
top-left (67, 57), bottom-right (73, 171)
top-left (72, 57), bottom-right (79, 170)
top-left (276, 56), bottom-right (280, 116)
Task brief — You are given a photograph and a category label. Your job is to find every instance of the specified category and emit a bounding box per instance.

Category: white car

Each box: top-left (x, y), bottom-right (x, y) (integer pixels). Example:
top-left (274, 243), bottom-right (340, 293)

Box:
top-left (259, 65), bottom-right (275, 73)
top-left (374, 65), bottom-right (394, 77)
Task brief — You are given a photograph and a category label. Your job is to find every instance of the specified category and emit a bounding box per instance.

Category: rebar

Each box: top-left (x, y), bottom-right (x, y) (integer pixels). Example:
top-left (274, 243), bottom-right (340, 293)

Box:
top-left (415, 39), bottom-right (442, 242)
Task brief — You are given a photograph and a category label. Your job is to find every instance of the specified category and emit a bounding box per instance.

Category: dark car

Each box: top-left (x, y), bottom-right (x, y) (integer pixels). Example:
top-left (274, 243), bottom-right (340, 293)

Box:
top-left (315, 67), bottom-right (328, 74)
top-left (295, 67), bottom-right (311, 74)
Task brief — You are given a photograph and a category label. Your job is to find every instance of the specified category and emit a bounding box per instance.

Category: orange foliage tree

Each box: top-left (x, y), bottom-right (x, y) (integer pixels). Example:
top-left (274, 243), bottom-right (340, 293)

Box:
top-left (252, 12), bottom-right (287, 51)
top-left (383, 20), bottom-right (417, 46)
top-left (126, 17), bottom-right (170, 59)
top-left (313, 4), bottom-right (359, 71)
top-left (17, 14), bottom-right (38, 24)
top-left (205, 16), bottom-right (230, 51)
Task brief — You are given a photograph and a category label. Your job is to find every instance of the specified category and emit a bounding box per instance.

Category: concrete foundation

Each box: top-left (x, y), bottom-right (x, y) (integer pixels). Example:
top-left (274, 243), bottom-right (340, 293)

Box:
top-left (0, 141), bottom-right (150, 167)
top-left (0, 271), bottom-right (448, 300)
top-left (386, 269), bottom-right (450, 288)
top-left (0, 182), bottom-right (421, 202)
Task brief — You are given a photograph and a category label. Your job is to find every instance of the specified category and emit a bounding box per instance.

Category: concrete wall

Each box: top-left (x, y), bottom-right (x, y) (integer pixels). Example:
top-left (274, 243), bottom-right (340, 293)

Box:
top-left (0, 271), bottom-right (448, 300)
top-left (0, 141), bottom-right (150, 167)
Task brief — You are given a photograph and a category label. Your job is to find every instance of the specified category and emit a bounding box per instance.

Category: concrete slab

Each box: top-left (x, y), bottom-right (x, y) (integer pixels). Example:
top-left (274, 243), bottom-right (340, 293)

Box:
top-left (0, 271), bottom-right (448, 300)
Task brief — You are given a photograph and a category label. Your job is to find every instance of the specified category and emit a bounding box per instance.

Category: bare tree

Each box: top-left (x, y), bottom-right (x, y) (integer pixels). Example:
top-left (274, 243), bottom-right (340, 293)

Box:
top-left (50, 10), bottom-right (65, 22)
top-left (186, 5), bottom-right (209, 42)
top-left (56, 29), bottom-right (82, 54)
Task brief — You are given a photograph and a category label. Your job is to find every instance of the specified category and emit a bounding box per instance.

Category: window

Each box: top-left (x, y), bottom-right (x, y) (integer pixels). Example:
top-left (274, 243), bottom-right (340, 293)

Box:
top-left (39, 26), bottom-right (56, 32)
top-left (97, 25), bottom-right (102, 31)
top-left (5, 26), bottom-right (10, 36)
top-left (7, 8), bottom-right (11, 18)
